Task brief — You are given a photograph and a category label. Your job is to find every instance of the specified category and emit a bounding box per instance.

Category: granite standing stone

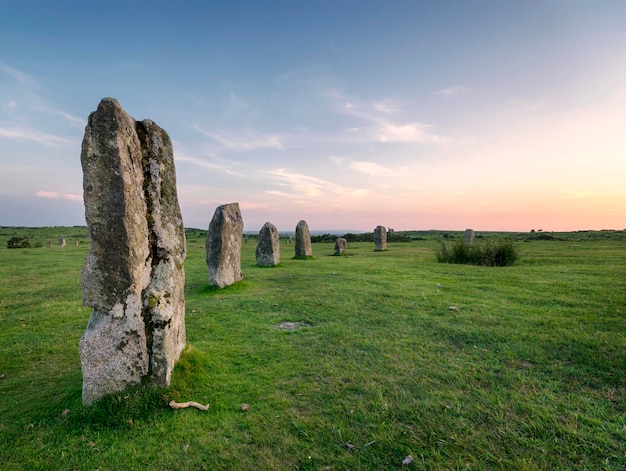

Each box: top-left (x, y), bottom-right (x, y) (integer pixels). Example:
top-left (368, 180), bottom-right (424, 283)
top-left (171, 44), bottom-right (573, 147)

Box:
top-left (294, 220), bottom-right (312, 258)
top-left (374, 225), bottom-right (387, 251)
top-left (256, 221), bottom-right (280, 266)
top-left (206, 203), bottom-right (243, 288)
top-left (463, 229), bottom-right (475, 246)
top-left (79, 97), bottom-right (186, 405)
top-left (334, 237), bottom-right (347, 255)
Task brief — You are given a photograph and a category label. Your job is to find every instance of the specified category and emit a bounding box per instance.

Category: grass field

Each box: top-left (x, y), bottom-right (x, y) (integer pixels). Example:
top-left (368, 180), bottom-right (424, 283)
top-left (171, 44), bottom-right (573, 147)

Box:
top-left (0, 227), bottom-right (624, 470)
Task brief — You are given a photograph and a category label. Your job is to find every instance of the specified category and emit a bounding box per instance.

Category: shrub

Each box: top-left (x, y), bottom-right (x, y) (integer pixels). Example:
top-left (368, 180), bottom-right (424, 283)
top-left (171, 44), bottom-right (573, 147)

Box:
top-left (7, 237), bottom-right (31, 249)
top-left (437, 238), bottom-right (519, 266)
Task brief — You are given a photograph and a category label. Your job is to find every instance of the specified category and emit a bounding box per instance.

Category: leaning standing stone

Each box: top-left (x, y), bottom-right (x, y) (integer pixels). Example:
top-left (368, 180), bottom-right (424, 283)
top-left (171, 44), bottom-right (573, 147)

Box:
top-left (79, 97), bottom-right (186, 405)
top-left (374, 225), bottom-right (387, 251)
top-left (294, 220), bottom-right (312, 258)
top-left (256, 221), bottom-right (280, 266)
top-left (206, 203), bottom-right (243, 288)
top-left (463, 229), bottom-right (475, 246)
top-left (334, 237), bottom-right (347, 255)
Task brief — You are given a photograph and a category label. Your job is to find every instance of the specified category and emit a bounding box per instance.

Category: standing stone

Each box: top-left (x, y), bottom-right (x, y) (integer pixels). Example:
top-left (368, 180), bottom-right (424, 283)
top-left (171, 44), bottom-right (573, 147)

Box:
top-left (334, 237), bottom-right (347, 255)
top-left (58, 237), bottom-right (67, 248)
top-left (46, 239), bottom-right (52, 248)
top-left (294, 220), bottom-right (312, 258)
top-left (374, 225), bottom-right (387, 251)
top-left (463, 229), bottom-right (475, 246)
top-left (206, 203), bottom-right (243, 288)
top-left (256, 221), bottom-right (280, 267)
top-left (79, 97), bottom-right (186, 406)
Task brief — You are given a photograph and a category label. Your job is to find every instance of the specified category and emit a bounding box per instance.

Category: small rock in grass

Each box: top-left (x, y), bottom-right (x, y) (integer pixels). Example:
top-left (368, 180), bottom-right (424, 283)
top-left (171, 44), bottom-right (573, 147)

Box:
top-left (402, 455), bottom-right (413, 465)
top-left (448, 306), bottom-right (459, 311)
top-left (240, 403), bottom-right (249, 411)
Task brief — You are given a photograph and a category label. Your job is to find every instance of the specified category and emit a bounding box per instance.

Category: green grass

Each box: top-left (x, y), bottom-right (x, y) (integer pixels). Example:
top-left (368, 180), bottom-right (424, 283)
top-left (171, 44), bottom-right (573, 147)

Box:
top-left (0, 227), bottom-right (625, 470)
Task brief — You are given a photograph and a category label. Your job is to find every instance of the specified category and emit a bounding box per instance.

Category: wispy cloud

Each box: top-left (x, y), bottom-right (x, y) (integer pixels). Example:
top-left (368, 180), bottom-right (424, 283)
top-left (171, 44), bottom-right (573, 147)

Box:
top-left (331, 156), bottom-right (397, 177)
top-left (36, 105), bottom-right (86, 128)
top-left (222, 91), bottom-right (252, 120)
top-left (0, 62), bottom-right (40, 90)
top-left (371, 99), bottom-right (402, 113)
top-left (434, 85), bottom-right (470, 97)
top-left (36, 190), bottom-right (82, 201)
top-left (175, 152), bottom-right (247, 177)
top-left (0, 126), bottom-right (78, 147)
top-left (348, 161), bottom-right (396, 177)
top-left (377, 123), bottom-right (446, 144)
top-left (335, 94), bottom-right (446, 144)
top-left (266, 168), bottom-right (369, 199)
top-left (195, 125), bottom-right (284, 151)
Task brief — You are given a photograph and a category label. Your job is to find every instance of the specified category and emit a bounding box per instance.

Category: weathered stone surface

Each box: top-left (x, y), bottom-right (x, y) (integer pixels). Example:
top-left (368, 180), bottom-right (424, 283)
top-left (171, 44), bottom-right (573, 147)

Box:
top-left (334, 237), bottom-right (347, 255)
top-left (374, 225), bottom-right (387, 251)
top-left (294, 220), bottom-right (312, 258)
top-left (58, 237), bottom-right (66, 248)
top-left (463, 229), bottom-right (475, 246)
top-left (79, 97), bottom-right (186, 405)
top-left (256, 221), bottom-right (280, 266)
top-left (206, 203), bottom-right (243, 288)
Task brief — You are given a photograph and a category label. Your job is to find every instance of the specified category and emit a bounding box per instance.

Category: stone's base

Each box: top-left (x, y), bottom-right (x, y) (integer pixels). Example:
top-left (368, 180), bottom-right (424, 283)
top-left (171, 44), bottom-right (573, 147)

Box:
top-left (334, 237), bottom-right (347, 255)
top-left (79, 304), bottom-right (148, 406)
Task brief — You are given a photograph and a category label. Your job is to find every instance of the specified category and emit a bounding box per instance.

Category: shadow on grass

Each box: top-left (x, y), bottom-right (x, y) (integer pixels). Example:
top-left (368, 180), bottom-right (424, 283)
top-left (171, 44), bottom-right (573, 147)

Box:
top-left (190, 280), bottom-right (250, 296)
top-left (65, 345), bottom-right (210, 430)
top-left (63, 385), bottom-right (169, 430)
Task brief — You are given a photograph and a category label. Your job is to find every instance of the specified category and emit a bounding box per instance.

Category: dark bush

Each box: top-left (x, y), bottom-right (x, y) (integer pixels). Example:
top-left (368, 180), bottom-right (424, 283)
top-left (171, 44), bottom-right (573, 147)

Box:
top-left (437, 239), bottom-right (519, 267)
top-left (342, 232), bottom-right (373, 242)
top-left (7, 237), bottom-right (31, 249)
top-left (310, 233), bottom-right (339, 243)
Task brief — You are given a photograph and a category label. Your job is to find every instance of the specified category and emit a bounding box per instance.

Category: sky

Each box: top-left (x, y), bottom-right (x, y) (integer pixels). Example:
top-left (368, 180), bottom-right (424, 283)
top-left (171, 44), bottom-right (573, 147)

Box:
top-left (1, 1), bottom-right (625, 232)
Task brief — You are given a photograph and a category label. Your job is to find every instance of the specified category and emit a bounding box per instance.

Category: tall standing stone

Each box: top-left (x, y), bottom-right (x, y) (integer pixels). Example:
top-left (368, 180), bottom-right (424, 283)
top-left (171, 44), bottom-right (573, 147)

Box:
top-left (79, 98), bottom-right (186, 405)
top-left (463, 229), bottom-right (475, 246)
top-left (334, 237), bottom-right (347, 255)
top-left (374, 225), bottom-right (387, 251)
top-left (206, 203), bottom-right (243, 288)
top-left (294, 220), bottom-right (312, 258)
top-left (256, 221), bottom-right (280, 267)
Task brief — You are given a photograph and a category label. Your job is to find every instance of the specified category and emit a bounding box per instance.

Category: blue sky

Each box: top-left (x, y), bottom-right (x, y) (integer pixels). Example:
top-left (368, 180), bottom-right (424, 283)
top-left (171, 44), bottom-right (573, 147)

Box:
top-left (1, 1), bottom-right (625, 231)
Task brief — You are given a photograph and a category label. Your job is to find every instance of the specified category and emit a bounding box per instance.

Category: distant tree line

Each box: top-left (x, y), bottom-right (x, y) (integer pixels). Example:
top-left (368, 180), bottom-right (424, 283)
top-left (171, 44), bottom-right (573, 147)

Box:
top-left (310, 232), bottom-right (413, 243)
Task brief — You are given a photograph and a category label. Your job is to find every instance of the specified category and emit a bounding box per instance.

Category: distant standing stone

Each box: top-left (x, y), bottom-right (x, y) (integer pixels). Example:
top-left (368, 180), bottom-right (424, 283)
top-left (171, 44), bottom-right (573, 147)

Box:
top-left (79, 97), bottom-right (186, 406)
top-left (46, 239), bottom-right (52, 248)
top-left (206, 203), bottom-right (243, 288)
top-left (374, 225), bottom-right (387, 251)
top-left (294, 220), bottom-right (312, 258)
top-left (463, 229), bottom-right (475, 246)
top-left (58, 237), bottom-right (66, 248)
top-left (334, 237), bottom-right (347, 255)
top-left (256, 221), bottom-right (280, 267)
